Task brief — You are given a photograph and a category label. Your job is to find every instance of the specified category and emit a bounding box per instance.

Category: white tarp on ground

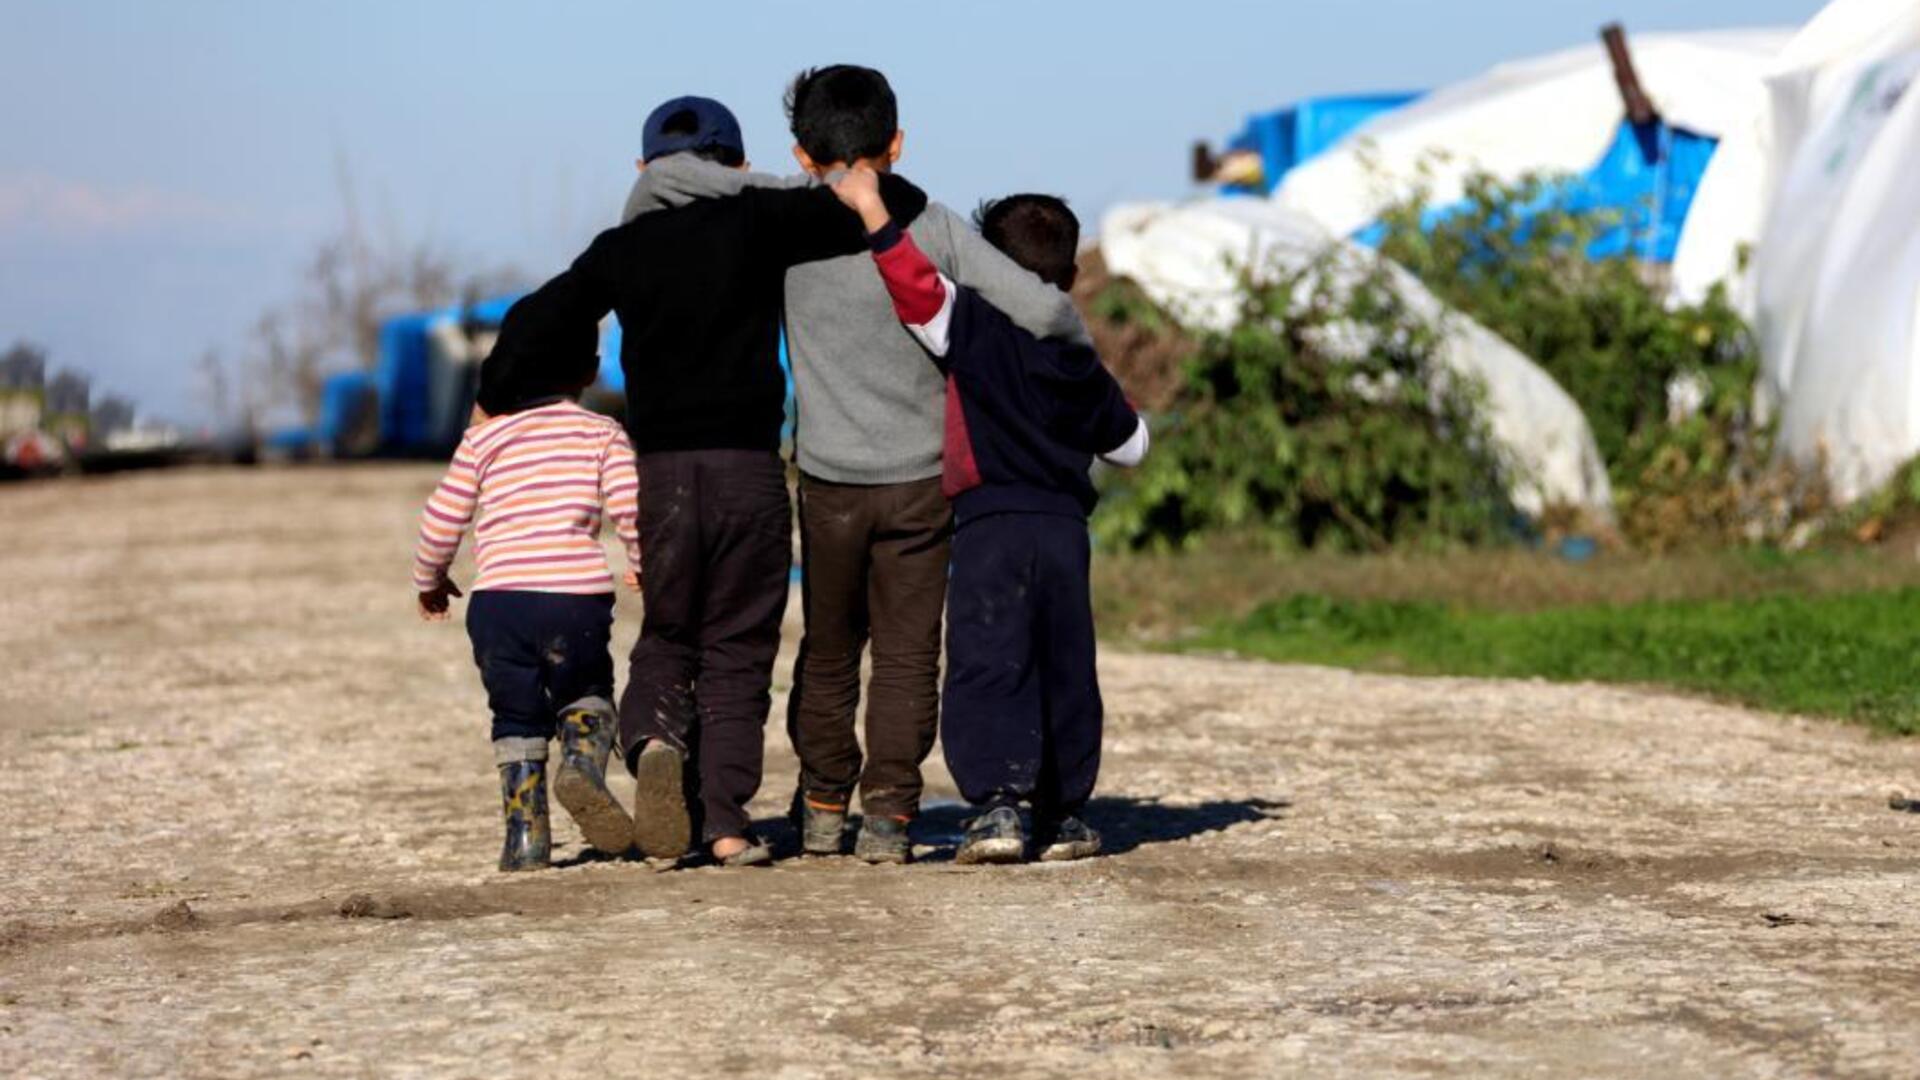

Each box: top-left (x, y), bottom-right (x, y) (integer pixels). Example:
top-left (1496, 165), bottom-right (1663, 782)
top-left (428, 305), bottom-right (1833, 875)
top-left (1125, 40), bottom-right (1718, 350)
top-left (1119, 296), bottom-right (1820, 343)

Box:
top-left (1272, 30), bottom-right (1794, 239)
top-left (1099, 199), bottom-right (1614, 518)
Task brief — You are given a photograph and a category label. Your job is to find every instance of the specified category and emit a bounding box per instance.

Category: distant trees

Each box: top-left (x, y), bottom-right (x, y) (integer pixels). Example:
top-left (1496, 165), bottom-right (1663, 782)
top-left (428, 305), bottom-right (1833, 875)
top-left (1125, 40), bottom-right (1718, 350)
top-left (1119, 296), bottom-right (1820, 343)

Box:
top-left (241, 156), bottom-right (522, 425)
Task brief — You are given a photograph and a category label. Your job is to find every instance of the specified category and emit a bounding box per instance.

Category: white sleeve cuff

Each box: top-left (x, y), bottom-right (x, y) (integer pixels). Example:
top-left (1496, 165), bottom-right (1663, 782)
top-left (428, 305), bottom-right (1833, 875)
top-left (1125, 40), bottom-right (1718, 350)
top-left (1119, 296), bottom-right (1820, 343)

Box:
top-left (1099, 417), bottom-right (1150, 467)
top-left (904, 274), bottom-right (958, 358)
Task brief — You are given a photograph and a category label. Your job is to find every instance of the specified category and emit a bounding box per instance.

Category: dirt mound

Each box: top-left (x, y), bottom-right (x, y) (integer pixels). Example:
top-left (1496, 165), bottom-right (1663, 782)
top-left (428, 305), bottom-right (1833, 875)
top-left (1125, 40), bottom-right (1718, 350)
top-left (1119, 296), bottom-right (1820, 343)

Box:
top-left (1073, 250), bottom-right (1194, 413)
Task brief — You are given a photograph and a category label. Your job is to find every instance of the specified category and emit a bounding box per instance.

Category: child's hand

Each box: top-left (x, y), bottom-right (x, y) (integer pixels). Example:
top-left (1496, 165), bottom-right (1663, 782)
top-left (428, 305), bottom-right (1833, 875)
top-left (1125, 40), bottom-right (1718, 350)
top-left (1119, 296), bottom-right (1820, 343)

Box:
top-left (418, 578), bottom-right (463, 621)
top-left (623, 569), bottom-right (643, 593)
top-left (830, 165), bottom-right (890, 233)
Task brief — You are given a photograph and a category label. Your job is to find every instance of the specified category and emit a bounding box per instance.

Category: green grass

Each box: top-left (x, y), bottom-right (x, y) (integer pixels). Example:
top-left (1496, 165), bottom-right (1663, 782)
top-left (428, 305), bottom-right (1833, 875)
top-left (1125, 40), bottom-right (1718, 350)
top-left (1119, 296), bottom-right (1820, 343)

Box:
top-left (1185, 589), bottom-right (1920, 734)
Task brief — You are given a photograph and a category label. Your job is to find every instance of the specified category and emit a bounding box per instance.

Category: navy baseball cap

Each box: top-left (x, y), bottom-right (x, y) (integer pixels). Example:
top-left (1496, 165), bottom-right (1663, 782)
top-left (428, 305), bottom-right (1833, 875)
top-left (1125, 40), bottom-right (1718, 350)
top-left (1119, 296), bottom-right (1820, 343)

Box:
top-left (641, 96), bottom-right (745, 163)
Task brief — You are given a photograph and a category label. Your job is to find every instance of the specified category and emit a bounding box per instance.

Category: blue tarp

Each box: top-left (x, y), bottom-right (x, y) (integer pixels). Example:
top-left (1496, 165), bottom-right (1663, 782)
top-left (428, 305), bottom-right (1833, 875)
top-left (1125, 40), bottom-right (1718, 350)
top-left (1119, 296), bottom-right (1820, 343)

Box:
top-left (1349, 118), bottom-right (1717, 263)
top-left (1225, 92), bottom-right (1423, 195)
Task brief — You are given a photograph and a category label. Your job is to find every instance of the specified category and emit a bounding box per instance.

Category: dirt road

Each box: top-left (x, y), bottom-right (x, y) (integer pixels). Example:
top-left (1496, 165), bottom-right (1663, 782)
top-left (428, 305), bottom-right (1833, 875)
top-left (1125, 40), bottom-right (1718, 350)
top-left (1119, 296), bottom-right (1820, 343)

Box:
top-left (3, 465), bottom-right (1918, 1078)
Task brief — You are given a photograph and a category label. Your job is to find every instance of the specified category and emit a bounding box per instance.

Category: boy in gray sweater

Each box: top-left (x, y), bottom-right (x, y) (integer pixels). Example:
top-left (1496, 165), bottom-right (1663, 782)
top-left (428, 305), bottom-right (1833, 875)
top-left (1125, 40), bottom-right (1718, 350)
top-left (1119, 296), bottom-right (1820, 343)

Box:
top-left (624, 65), bottom-right (1088, 862)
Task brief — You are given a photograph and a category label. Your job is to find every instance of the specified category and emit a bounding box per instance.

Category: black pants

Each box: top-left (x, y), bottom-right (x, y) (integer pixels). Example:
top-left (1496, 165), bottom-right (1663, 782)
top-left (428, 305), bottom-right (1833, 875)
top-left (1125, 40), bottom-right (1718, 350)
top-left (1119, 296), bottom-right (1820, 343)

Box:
top-left (786, 474), bottom-right (951, 820)
top-left (620, 449), bottom-right (791, 843)
top-left (467, 591), bottom-right (615, 743)
top-left (941, 512), bottom-right (1102, 816)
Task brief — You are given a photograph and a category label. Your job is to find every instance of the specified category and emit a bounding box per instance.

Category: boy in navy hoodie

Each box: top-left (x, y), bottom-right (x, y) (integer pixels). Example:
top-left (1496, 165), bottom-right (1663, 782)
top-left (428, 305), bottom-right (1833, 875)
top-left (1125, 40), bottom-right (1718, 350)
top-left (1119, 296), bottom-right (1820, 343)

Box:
top-left (831, 168), bottom-right (1149, 863)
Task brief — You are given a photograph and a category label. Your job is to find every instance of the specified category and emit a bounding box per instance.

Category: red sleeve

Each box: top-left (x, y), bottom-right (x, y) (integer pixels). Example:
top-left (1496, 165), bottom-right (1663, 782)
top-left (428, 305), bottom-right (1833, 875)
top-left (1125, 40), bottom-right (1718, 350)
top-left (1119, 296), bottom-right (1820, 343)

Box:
top-left (870, 225), bottom-right (947, 325)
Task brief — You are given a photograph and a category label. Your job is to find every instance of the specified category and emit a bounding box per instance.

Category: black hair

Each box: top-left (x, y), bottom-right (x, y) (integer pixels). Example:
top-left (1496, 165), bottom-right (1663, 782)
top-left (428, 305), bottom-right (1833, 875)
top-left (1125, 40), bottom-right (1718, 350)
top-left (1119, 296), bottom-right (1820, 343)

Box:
top-left (658, 107), bottom-right (745, 167)
top-left (974, 195), bottom-right (1080, 290)
top-left (488, 294), bottom-right (601, 408)
top-left (784, 65), bottom-right (897, 166)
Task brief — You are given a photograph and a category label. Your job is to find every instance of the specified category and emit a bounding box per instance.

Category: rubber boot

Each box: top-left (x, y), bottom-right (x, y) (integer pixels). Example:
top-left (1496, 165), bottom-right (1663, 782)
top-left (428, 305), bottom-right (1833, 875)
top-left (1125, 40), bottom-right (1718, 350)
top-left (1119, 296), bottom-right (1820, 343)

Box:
top-left (496, 750), bottom-right (552, 872)
top-left (552, 698), bottom-right (634, 855)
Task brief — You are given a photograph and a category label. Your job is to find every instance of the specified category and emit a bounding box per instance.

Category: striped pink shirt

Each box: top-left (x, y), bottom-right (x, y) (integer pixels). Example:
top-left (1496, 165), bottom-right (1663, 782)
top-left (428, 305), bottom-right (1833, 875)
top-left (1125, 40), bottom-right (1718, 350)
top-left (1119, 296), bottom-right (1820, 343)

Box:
top-left (412, 401), bottom-right (641, 595)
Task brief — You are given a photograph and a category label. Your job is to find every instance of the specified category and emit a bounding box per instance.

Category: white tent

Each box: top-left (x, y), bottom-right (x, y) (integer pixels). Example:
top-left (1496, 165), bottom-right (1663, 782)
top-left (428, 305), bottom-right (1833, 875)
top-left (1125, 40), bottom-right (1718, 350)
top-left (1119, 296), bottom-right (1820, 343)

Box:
top-left (1272, 30), bottom-right (1793, 239)
top-left (1744, 3), bottom-right (1920, 501)
top-left (1672, 1), bottom-right (1920, 309)
top-left (1099, 198), bottom-right (1614, 518)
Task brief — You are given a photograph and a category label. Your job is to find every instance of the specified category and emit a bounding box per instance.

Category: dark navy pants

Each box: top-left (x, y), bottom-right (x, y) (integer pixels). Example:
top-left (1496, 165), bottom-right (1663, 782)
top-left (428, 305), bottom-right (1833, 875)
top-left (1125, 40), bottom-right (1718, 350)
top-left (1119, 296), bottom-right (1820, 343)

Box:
top-left (466, 591), bottom-right (615, 743)
top-left (941, 512), bottom-right (1102, 815)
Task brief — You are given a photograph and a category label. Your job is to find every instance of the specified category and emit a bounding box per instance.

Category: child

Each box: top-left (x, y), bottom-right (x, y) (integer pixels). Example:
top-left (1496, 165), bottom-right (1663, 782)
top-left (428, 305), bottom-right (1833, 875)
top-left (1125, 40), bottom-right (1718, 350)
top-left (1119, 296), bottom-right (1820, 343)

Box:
top-left (831, 168), bottom-right (1148, 863)
top-left (626, 65), bottom-right (1090, 864)
top-left (477, 96), bottom-right (929, 867)
top-left (413, 312), bottom-right (641, 871)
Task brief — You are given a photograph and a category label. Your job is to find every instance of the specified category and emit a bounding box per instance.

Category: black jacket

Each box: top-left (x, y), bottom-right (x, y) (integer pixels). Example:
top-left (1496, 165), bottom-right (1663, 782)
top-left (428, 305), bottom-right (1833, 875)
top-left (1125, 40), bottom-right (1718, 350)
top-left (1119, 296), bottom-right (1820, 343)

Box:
top-left (478, 173), bottom-right (927, 455)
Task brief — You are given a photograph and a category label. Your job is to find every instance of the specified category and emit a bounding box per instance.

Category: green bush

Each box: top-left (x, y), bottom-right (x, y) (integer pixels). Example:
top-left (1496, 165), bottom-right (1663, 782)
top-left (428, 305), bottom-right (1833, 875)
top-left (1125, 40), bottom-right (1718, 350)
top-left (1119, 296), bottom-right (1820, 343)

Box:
top-left (1373, 171), bottom-right (1808, 549)
top-left (1092, 255), bottom-right (1514, 553)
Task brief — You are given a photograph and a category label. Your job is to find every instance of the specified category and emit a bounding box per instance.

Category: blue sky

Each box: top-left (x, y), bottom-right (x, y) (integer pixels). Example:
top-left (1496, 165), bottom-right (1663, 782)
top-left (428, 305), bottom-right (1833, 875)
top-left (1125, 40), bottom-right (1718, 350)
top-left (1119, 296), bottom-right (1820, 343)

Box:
top-left (0, 0), bottom-right (1828, 424)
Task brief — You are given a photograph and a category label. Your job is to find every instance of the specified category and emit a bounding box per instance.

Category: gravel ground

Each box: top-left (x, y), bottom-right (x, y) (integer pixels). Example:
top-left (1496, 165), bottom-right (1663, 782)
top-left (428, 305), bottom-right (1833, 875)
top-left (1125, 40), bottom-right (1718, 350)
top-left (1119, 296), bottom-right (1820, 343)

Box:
top-left (2, 464), bottom-right (1918, 1079)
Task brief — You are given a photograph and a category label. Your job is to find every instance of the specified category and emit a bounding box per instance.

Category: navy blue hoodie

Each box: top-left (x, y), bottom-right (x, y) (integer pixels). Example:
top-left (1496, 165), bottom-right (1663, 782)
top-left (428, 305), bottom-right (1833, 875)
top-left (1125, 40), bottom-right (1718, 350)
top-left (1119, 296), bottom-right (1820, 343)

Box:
top-left (866, 222), bottom-right (1147, 524)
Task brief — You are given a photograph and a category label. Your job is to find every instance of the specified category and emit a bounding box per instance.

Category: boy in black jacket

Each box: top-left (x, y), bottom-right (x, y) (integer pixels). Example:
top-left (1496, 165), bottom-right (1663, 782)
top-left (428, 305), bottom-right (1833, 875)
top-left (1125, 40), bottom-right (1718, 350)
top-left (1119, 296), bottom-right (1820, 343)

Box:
top-left (479, 98), bottom-right (925, 867)
top-left (831, 168), bottom-right (1149, 863)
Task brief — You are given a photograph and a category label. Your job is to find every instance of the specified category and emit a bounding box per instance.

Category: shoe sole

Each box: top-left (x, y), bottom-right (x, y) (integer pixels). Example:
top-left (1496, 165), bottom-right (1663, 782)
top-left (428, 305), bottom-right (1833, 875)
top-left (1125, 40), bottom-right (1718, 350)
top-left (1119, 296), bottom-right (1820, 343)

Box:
top-left (1039, 839), bottom-right (1102, 862)
top-left (553, 763), bottom-right (635, 855)
top-left (630, 744), bottom-right (692, 860)
top-left (954, 838), bottom-right (1026, 865)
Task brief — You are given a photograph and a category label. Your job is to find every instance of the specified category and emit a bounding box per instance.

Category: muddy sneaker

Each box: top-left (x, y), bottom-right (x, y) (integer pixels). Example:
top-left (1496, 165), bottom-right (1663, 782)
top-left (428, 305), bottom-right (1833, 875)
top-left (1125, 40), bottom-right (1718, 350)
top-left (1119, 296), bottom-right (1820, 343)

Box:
top-left (790, 790), bottom-right (848, 856)
top-left (497, 759), bottom-right (551, 872)
top-left (629, 741), bottom-right (692, 860)
top-left (854, 815), bottom-right (911, 864)
top-left (552, 700), bottom-right (633, 855)
top-left (1037, 816), bottom-right (1103, 862)
top-left (954, 806), bottom-right (1026, 865)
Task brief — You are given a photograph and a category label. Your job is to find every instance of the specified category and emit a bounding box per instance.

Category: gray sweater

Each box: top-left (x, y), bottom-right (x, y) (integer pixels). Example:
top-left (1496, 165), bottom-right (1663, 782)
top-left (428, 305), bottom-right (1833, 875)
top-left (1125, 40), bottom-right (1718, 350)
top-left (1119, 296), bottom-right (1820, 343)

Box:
top-left (623, 156), bottom-right (1089, 485)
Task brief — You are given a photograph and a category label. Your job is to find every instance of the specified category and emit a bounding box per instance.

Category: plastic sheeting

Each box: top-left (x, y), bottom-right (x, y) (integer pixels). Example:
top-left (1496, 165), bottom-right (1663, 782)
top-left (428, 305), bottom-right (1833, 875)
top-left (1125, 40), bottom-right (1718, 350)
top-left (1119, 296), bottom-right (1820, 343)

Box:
top-left (1222, 93), bottom-right (1422, 195)
top-left (1273, 30), bottom-right (1793, 240)
top-left (1099, 198), bottom-right (1613, 518)
top-left (1749, 30), bottom-right (1920, 499)
top-left (1672, 1), bottom-right (1920, 309)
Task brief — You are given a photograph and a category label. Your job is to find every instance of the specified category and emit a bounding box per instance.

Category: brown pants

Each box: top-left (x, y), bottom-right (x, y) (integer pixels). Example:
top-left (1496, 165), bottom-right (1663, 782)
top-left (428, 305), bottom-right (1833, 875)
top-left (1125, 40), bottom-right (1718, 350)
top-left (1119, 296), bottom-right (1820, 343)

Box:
top-left (787, 474), bottom-right (952, 819)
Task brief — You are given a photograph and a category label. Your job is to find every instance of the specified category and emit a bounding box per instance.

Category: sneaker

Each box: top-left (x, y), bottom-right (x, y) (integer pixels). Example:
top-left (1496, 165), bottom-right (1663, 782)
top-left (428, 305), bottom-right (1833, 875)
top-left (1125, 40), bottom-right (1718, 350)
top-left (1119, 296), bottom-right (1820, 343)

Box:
top-left (954, 806), bottom-right (1026, 865)
top-left (790, 790), bottom-right (848, 856)
top-left (552, 703), bottom-right (633, 855)
top-left (854, 815), bottom-right (911, 865)
top-left (1037, 816), bottom-right (1103, 862)
top-left (629, 741), bottom-right (692, 860)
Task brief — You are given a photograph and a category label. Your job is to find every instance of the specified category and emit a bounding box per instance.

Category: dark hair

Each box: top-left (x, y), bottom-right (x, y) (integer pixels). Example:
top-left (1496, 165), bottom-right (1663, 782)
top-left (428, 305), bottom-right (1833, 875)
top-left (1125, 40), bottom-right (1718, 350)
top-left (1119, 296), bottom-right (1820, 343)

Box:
top-left (487, 293), bottom-right (601, 408)
top-left (975, 195), bottom-right (1080, 290)
top-left (657, 107), bottom-right (746, 167)
top-left (784, 65), bottom-right (897, 166)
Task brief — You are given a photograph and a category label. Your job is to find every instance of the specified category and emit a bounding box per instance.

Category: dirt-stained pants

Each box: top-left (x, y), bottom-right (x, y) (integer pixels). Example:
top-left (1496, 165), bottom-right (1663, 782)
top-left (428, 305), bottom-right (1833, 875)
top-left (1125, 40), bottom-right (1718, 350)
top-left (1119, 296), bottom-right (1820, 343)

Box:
top-left (941, 512), bottom-right (1102, 815)
top-left (786, 474), bottom-right (951, 820)
top-left (468, 591), bottom-right (615, 744)
top-left (619, 450), bottom-right (791, 843)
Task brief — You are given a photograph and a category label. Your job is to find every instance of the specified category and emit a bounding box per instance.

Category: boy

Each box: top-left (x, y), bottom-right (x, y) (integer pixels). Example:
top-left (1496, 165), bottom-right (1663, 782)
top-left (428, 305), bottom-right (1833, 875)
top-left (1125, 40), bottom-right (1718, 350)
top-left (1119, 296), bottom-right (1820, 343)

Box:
top-left (831, 168), bottom-right (1147, 863)
top-left (629, 65), bottom-right (1089, 863)
top-left (478, 96), bottom-right (927, 866)
top-left (414, 313), bottom-right (640, 871)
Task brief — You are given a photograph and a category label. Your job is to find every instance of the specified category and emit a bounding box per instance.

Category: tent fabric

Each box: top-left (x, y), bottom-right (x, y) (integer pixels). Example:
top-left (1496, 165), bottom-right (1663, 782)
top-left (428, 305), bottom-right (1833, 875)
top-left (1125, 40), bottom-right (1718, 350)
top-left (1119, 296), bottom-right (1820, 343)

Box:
top-left (1098, 198), bottom-right (1613, 518)
top-left (1224, 93), bottom-right (1423, 195)
top-left (1348, 118), bottom-right (1719, 264)
top-left (1272, 30), bottom-right (1794, 240)
top-left (1672, 1), bottom-right (1920, 309)
top-left (1752, 41), bottom-right (1920, 500)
